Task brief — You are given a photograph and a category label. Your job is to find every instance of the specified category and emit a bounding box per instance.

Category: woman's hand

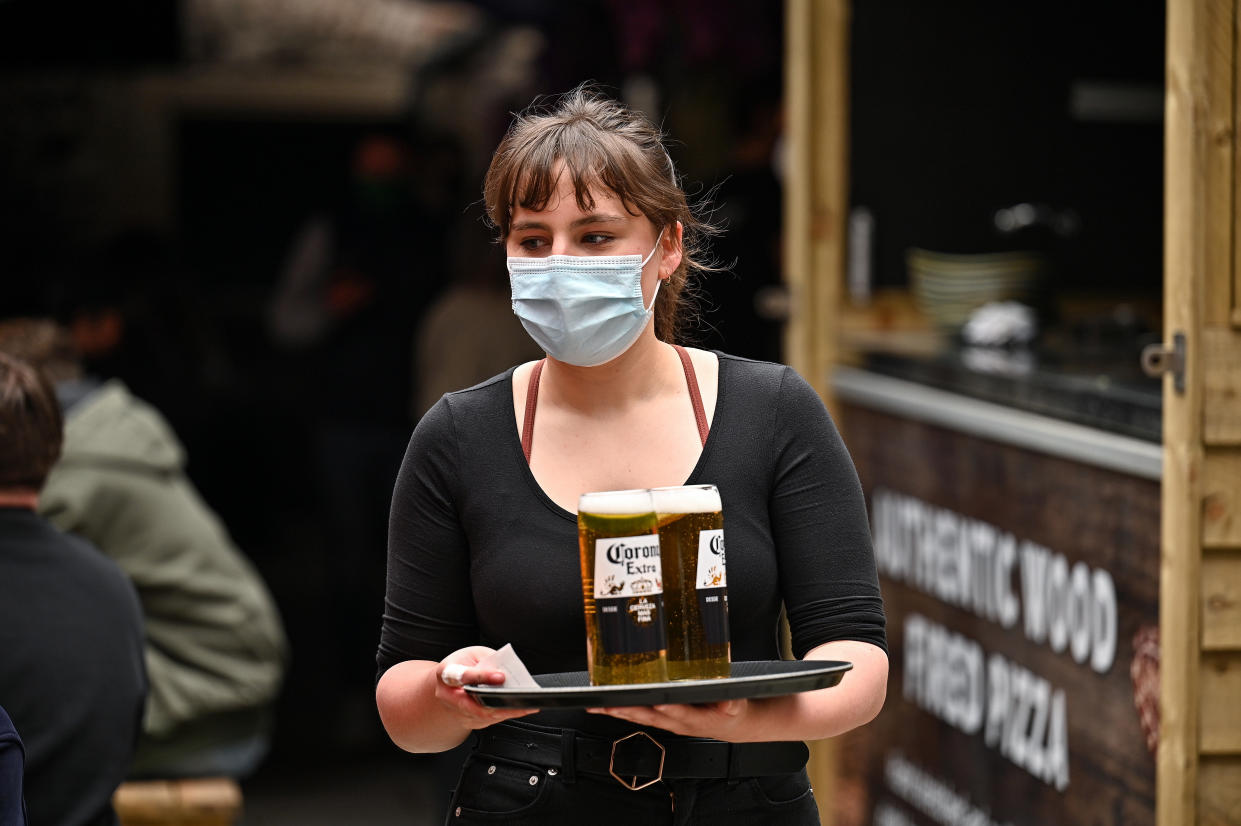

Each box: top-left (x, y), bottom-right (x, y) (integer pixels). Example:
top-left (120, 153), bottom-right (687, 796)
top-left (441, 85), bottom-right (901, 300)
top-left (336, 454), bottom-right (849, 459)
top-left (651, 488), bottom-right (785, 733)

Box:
top-left (376, 647), bottom-right (535, 753)
top-left (432, 646), bottom-right (537, 730)
top-left (585, 698), bottom-right (758, 740)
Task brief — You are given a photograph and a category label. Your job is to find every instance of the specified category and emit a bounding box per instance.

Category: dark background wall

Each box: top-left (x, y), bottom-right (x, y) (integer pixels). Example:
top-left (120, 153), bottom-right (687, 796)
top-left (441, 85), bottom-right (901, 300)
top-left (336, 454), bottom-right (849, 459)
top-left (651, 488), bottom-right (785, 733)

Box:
top-left (850, 1), bottom-right (1165, 298)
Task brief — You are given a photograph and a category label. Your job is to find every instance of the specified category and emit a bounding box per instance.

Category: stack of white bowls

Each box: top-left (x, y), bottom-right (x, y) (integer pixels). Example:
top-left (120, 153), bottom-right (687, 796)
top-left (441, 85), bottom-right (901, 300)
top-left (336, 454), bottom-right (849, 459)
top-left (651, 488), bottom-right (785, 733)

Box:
top-left (907, 248), bottom-right (1043, 331)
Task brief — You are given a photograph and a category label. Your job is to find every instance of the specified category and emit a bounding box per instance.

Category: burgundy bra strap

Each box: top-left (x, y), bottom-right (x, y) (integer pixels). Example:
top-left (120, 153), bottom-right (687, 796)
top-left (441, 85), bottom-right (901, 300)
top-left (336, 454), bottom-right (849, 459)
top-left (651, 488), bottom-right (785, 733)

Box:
top-left (522, 359), bottom-right (545, 463)
top-left (673, 345), bottom-right (710, 446)
top-left (523, 350), bottom-right (706, 464)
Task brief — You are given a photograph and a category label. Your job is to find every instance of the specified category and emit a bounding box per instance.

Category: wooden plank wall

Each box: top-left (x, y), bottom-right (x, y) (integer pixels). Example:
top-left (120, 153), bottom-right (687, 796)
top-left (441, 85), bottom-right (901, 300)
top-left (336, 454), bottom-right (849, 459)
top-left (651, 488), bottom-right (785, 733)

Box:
top-left (1162, 0), bottom-right (1241, 824)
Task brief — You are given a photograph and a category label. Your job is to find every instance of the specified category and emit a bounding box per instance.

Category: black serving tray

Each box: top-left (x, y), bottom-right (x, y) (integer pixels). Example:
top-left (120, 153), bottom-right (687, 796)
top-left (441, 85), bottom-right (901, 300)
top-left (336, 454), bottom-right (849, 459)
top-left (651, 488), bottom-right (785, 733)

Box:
top-left (465, 660), bottom-right (851, 709)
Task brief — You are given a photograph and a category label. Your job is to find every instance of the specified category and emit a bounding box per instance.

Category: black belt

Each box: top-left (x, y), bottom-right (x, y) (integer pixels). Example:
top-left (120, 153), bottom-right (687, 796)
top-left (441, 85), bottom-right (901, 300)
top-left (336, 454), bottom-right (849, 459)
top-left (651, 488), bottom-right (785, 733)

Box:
top-left (475, 723), bottom-right (809, 791)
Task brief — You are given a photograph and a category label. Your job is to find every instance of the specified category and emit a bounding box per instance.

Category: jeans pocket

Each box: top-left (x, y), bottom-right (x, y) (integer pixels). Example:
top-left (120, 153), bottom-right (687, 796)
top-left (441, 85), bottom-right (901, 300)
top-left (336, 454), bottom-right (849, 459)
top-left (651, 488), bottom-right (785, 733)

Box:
top-left (447, 754), bottom-right (555, 822)
top-left (746, 769), bottom-right (814, 806)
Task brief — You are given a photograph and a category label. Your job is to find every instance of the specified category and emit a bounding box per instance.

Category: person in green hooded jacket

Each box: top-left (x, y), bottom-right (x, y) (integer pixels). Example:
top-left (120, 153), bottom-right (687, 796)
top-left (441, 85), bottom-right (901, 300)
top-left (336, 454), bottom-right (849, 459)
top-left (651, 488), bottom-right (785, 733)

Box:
top-left (0, 318), bottom-right (289, 779)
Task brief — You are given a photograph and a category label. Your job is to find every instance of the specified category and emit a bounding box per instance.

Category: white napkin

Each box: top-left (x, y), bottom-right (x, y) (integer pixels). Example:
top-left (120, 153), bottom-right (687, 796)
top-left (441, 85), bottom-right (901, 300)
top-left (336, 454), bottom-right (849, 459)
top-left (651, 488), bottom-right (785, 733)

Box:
top-left (477, 644), bottom-right (539, 688)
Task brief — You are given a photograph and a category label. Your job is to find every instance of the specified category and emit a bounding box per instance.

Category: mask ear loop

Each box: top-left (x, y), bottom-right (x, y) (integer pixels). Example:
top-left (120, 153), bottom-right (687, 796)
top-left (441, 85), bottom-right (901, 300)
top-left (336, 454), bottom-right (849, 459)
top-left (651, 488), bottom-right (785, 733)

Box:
top-left (644, 144), bottom-right (675, 315)
top-left (643, 279), bottom-right (662, 313)
top-left (641, 228), bottom-right (665, 268)
top-left (641, 228), bottom-right (666, 312)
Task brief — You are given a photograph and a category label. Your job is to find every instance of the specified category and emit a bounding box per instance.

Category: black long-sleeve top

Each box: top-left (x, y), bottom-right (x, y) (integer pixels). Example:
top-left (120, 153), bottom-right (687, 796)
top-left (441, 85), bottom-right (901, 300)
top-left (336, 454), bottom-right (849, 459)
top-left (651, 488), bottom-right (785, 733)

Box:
top-left (377, 353), bottom-right (885, 735)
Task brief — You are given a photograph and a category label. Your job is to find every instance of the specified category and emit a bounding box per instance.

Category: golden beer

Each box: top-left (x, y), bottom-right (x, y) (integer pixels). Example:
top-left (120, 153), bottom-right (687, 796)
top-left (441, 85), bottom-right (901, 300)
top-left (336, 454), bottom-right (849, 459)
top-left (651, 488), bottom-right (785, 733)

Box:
top-left (578, 489), bottom-right (668, 685)
top-left (651, 485), bottom-right (730, 680)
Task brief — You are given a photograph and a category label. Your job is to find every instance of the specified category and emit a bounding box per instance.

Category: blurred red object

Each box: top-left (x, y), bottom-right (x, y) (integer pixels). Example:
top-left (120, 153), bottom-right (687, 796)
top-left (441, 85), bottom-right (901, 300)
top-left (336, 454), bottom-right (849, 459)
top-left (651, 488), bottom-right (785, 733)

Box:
top-left (352, 136), bottom-right (410, 180)
top-left (1130, 625), bottom-right (1160, 754)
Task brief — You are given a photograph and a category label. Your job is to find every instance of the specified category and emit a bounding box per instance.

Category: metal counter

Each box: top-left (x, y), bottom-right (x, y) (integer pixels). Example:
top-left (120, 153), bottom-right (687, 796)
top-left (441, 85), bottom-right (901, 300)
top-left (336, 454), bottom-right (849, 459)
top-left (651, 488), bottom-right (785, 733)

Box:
top-left (831, 365), bottom-right (1163, 481)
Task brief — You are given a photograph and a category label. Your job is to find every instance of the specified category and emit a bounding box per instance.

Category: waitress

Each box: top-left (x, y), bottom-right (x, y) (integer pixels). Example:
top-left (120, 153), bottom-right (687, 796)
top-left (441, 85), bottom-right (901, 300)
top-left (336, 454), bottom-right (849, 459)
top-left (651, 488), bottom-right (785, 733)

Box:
top-left (376, 85), bottom-right (888, 825)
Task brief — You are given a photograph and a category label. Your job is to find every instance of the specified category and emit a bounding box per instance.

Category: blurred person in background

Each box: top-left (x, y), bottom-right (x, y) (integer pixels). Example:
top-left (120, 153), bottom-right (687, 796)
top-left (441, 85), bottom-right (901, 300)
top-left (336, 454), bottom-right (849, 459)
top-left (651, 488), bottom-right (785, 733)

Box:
top-left (411, 214), bottom-right (543, 419)
top-left (269, 132), bottom-right (437, 360)
top-left (0, 705), bottom-right (28, 826)
top-left (692, 89), bottom-right (785, 360)
top-left (268, 131), bottom-right (458, 743)
top-left (55, 230), bottom-right (227, 448)
top-left (0, 351), bottom-right (146, 826)
top-left (0, 319), bottom-right (288, 781)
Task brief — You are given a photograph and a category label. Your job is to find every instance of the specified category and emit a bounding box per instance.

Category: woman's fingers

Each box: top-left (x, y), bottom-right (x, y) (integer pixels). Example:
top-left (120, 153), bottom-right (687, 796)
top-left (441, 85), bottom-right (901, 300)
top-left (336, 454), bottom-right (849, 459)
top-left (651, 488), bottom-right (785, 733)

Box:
top-left (436, 676), bottom-right (535, 728)
top-left (435, 661), bottom-right (506, 688)
top-left (431, 648), bottom-right (537, 730)
top-left (454, 695), bottom-right (536, 727)
top-left (440, 663), bottom-right (469, 686)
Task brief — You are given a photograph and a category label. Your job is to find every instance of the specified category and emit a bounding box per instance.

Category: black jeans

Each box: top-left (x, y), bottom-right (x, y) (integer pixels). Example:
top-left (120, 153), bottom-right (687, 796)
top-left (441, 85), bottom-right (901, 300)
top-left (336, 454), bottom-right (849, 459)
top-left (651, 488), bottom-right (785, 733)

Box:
top-left (443, 747), bottom-right (820, 825)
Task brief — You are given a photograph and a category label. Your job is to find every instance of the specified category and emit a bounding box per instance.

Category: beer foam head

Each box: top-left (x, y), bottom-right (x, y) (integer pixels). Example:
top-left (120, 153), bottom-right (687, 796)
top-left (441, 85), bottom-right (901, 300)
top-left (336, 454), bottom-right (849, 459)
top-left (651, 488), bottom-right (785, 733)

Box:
top-left (578, 488), bottom-right (655, 515)
top-left (650, 484), bottom-right (721, 514)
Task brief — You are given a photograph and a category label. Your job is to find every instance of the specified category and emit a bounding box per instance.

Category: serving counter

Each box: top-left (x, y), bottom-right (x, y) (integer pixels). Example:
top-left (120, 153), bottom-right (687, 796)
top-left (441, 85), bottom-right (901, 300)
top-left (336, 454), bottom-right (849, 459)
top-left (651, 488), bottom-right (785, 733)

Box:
top-left (830, 355), bottom-right (1161, 825)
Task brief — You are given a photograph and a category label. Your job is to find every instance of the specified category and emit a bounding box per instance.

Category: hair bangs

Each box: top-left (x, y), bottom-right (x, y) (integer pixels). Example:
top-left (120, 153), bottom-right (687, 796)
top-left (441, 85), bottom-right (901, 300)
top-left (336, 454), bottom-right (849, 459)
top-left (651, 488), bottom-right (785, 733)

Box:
top-left (504, 122), bottom-right (655, 230)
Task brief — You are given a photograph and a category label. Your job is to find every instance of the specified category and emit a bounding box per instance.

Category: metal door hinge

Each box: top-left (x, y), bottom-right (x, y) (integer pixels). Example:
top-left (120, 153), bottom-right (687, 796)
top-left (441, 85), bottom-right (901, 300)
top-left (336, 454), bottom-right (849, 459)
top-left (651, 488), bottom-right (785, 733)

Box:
top-left (1141, 331), bottom-right (1186, 394)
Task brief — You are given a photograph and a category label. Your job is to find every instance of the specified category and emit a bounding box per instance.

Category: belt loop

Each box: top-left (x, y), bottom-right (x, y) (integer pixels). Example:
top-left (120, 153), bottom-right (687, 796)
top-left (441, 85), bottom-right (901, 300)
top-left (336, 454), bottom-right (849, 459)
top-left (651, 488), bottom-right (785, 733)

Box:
top-left (559, 728), bottom-right (577, 784)
top-left (726, 742), bottom-right (742, 780)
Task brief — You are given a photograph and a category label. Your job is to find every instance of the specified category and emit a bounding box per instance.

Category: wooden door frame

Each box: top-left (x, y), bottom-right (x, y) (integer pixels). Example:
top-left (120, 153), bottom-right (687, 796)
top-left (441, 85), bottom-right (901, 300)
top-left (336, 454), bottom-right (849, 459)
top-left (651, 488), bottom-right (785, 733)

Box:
top-left (1161, 1), bottom-right (1240, 824)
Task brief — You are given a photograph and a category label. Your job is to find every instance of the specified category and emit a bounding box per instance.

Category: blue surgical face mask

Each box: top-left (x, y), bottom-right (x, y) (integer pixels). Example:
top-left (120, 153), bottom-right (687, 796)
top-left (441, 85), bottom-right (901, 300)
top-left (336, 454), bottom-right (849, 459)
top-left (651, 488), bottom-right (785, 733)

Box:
top-left (508, 231), bottom-right (664, 367)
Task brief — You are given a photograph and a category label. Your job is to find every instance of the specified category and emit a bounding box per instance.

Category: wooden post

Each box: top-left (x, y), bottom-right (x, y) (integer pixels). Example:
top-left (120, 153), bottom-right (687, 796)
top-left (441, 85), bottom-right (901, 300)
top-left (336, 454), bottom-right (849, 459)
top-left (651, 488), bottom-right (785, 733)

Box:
top-left (783, 0), bottom-right (849, 409)
top-left (1159, 1), bottom-right (1205, 819)
top-left (785, 1), bottom-right (851, 823)
top-left (784, 0), bottom-right (813, 384)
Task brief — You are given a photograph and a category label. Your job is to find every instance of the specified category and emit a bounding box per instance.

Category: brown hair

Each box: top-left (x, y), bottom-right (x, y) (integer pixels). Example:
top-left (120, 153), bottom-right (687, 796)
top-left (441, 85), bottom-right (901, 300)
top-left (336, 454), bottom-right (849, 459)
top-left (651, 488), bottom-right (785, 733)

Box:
top-left (483, 85), bottom-right (717, 344)
top-left (0, 351), bottom-right (64, 490)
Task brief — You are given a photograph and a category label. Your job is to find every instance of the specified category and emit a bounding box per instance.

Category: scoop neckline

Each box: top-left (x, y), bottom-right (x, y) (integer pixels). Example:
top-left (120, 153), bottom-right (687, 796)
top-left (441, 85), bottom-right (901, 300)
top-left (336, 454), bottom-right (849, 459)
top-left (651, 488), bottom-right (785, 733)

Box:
top-left (509, 351), bottom-right (727, 522)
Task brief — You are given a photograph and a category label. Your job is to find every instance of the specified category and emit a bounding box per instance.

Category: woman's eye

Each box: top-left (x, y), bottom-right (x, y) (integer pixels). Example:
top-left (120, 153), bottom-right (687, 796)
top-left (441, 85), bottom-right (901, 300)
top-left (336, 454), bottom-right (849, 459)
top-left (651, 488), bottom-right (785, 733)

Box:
top-left (518, 237), bottom-right (546, 251)
top-left (582, 233), bottom-right (612, 245)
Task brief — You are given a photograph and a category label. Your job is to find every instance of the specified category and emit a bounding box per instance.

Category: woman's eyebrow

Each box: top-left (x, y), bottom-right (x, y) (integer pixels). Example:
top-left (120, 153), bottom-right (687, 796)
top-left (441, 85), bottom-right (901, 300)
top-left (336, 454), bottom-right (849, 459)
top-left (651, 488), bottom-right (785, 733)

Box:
top-left (571, 213), bottom-right (627, 227)
top-left (510, 219), bottom-right (548, 233)
top-left (511, 213), bottom-right (628, 233)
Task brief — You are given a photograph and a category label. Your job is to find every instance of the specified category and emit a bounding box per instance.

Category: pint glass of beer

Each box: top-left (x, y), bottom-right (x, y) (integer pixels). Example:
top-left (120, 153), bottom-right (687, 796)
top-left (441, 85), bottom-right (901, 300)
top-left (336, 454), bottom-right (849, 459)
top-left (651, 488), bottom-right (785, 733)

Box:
top-left (651, 484), bottom-right (730, 680)
top-left (578, 489), bottom-right (668, 685)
